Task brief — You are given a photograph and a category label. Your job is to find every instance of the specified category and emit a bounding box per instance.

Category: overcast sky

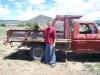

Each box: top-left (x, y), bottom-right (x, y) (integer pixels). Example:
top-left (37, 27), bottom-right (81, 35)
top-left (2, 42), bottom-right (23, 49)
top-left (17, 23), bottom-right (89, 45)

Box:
top-left (0, 0), bottom-right (100, 21)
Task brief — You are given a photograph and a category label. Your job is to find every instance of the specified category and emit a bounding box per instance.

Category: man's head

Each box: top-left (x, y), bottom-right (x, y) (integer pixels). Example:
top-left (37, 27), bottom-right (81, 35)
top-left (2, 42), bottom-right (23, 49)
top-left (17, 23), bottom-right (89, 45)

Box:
top-left (47, 21), bottom-right (52, 28)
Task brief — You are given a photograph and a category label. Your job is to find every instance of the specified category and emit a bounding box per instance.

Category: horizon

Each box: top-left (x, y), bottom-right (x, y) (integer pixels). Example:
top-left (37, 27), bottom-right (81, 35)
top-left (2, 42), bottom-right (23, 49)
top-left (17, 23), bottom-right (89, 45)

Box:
top-left (0, 15), bottom-right (54, 21)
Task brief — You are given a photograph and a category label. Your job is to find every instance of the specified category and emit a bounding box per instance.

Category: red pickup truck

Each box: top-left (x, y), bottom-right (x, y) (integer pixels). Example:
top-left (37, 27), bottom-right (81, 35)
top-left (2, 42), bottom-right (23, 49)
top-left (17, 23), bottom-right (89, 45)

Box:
top-left (5, 15), bottom-right (100, 60)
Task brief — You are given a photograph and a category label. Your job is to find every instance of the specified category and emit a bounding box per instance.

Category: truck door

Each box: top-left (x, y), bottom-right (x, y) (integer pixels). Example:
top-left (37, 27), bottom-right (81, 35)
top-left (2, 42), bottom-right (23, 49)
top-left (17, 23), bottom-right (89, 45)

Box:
top-left (73, 22), bottom-right (100, 53)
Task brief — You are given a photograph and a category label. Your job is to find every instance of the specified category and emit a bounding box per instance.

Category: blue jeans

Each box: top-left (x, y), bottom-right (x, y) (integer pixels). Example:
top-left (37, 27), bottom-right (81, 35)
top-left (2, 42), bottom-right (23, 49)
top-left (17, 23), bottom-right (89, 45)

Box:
top-left (45, 44), bottom-right (56, 64)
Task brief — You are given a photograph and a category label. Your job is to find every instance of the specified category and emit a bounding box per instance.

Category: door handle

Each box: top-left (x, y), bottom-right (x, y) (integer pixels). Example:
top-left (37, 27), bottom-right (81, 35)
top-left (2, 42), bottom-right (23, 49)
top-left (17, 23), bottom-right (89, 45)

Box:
top-left (79, 37), bottom-right (83, 38)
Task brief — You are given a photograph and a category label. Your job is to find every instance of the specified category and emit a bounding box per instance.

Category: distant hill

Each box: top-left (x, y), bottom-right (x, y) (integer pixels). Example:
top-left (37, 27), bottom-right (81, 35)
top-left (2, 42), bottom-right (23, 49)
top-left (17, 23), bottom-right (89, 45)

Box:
top-left (27, 15), bottom-right (54, 25)
top-left (0, 20), bottom-right (22, 25)
top-left (0, 15), bottom-right (53, 26)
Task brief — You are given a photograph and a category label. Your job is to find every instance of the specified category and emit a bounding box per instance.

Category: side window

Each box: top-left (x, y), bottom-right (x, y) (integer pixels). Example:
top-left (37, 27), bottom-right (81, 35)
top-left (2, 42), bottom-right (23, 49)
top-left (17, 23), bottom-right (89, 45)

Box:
top-left (55, 21), bottom-right (64, 31)
top-left (79, 24), bottom-right (91, 34)
top-left (79, 24), bottom-right (98, 34)
top-left (55, 21), bottom-right (64, 38)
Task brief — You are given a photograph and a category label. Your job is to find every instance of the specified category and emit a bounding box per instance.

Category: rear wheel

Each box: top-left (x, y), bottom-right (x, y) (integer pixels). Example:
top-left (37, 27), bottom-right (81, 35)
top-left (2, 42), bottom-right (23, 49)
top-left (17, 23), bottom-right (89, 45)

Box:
top-left (30, 44), bottom-right (44, 60)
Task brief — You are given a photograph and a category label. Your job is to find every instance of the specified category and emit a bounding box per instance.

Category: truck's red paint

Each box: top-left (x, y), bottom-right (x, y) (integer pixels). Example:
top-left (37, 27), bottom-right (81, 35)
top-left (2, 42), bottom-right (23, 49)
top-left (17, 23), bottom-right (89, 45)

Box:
top-left (72, 22), bottom-right (100, 53)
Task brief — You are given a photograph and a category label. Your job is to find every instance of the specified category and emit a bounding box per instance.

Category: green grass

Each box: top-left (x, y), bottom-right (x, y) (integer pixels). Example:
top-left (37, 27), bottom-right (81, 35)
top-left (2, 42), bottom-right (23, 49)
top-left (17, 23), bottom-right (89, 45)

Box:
top-left (32, 60), bottom-right (41, 65)
top-left (0, 29), bottom-right (6, 38)
top-left (0, 26), bottom-right (13, 38)
top-left (84, 63), bottom-right (100, 73)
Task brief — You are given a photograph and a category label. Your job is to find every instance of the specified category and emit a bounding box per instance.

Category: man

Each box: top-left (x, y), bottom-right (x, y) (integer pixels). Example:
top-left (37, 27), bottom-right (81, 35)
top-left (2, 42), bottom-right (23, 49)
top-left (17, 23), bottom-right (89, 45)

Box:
top-left (43, 21), bottom-right (57, 67)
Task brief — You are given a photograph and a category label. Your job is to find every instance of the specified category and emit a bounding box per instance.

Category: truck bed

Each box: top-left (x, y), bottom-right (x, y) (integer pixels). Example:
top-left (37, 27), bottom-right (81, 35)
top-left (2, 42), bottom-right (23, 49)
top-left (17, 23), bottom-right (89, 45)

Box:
top-left (6, 30), bottom-right (71, 43)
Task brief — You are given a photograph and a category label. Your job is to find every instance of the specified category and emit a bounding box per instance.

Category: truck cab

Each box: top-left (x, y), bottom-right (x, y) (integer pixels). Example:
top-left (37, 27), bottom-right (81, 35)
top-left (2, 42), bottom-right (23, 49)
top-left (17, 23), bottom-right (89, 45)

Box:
top-left (53, 15), bottom-right (100, 53)
top-left (72, 21), bottom-right (100, 53)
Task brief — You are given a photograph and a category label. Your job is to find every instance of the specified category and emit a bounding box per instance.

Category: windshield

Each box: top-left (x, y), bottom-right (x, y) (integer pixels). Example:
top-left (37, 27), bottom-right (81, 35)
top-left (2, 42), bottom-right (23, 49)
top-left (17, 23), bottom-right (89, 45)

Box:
top-left (96, 23), bottom-right (100, 30)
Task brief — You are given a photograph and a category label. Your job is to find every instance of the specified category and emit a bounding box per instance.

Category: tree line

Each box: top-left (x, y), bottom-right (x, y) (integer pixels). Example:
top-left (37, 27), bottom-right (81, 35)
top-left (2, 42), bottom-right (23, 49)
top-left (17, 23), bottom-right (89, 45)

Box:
top-left (0, 22), bottom-right (40, 30)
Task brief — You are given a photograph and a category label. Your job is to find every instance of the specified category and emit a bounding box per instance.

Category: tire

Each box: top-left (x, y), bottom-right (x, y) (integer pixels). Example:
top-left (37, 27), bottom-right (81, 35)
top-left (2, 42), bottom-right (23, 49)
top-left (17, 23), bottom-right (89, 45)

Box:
top-left (30, 46), bottom-right (44, 60)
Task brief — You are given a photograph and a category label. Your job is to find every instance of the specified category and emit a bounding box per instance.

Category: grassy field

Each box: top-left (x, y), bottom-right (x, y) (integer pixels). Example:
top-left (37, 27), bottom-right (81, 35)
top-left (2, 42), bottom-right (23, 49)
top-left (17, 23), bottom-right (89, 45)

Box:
top-left (0, 26), bottom-right (8, 39)
top-left (84, 63), bottom-right (100, 75)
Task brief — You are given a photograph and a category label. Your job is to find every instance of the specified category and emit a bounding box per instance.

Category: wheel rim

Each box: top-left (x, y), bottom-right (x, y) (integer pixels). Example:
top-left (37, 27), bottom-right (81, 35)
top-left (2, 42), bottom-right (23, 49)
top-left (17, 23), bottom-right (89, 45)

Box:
top-left (31, 47), bottom-right (44, 60)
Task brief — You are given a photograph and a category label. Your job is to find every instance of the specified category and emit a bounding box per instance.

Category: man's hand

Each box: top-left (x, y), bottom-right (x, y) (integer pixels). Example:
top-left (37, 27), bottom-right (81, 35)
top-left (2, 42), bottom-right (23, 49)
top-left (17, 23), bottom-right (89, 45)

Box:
top-left (53, 39), bottom-right (56, 47)
top-left (53, 43), bottom-right (55, 47)
top-left (38, 25), bottom-right (42, 30)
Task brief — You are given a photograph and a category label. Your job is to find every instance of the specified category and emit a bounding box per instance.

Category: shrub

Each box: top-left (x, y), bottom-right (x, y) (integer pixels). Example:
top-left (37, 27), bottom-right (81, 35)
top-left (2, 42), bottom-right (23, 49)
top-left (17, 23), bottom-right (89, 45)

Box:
top-left (33, 22), bottom-right (39, 30)
top-left (25, 22), bottom-right (40, 30)
top-left (17, 23), bottom-right (24, 27)
top-left (0, 23), bottom-right (6, 27)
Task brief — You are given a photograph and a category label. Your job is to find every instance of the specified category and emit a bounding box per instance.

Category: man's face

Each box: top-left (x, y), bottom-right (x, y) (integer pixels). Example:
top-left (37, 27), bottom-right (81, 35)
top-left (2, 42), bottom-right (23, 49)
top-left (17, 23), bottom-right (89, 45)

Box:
top-left (47, 22), bottom-right (52, 28)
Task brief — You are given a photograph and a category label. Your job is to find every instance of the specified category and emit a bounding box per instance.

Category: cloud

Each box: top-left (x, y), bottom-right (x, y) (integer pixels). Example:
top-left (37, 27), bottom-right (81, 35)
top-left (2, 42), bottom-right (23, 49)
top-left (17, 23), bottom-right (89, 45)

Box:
top-left (15, 0), bottom-right (86, 20)
top-left (15, 3), bottom-right (22, 8)
top-left (15, 8), bottom-right (40, 20)
top-left (81, 11), bottom-right (100, 21)
top-left (80, 0), bottom-right (100, 21)
top-left (0, 7), bottom-right (11, 15)
top-left (27, 0), bottom-right (45, 5)
top-left (53, 0), bottom-right (87, 15)
top-left (13, 0), bottom-right (100, 21)
top-left (14, 2), bottom-right (24, 12)
top-left (8, 0), bottom-right (17, 2)
top-left (51, 0), bottom-right (100, 20)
